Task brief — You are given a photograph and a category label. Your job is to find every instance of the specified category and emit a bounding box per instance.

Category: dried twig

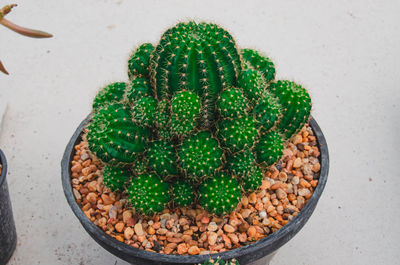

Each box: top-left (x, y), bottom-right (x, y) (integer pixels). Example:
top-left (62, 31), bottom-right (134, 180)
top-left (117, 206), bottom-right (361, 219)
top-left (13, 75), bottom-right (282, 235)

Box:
top-left (0, 18), bottom-right (53, 38)
top-left (0, 60), bottom-right (9, 75)
top-left (1, 4), bottom-right (53, 74)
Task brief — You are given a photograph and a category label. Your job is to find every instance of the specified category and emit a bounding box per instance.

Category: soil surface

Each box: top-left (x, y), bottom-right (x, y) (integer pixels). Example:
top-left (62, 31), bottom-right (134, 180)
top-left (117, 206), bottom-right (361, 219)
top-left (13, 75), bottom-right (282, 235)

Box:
top-left (70, 124), bottom-right (321, 255)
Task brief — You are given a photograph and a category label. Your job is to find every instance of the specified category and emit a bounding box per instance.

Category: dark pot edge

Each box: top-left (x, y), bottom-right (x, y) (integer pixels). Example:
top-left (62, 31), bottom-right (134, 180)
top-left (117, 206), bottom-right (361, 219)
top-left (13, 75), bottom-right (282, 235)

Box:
top-left (61, 115), bottom-right (329, 264)
top-left (0, 148), bottom-right (17, 264)
top-left (0, 148), bottom-right (8, 188)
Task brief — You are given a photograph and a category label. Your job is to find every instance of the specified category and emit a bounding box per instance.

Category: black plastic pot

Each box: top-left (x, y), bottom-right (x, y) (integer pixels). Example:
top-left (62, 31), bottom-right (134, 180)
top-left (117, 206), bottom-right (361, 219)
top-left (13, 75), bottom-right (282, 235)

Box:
top-left (62, 115), bottom-right (329, 265)
top-left (0, 149), bottom-right (17, 265)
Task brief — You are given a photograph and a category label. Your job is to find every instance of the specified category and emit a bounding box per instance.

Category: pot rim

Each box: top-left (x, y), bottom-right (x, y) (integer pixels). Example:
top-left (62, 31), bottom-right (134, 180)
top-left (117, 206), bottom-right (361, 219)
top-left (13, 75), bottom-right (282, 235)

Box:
top-left (61, 115), bottom-right (329, 264)
top-left (0, 148), bottom-right (8, 188)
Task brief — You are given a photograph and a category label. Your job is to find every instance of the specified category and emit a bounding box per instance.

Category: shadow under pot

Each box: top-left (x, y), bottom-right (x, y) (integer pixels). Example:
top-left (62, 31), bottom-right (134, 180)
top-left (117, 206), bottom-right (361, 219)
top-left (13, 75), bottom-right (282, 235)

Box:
top-left (0, 149), bottom-right (17, 265)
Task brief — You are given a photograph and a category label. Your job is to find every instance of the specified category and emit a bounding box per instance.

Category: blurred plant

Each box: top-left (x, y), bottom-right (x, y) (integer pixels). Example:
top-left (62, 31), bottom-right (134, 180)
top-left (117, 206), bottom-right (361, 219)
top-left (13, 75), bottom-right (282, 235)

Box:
top-left (0, 4), bottom-right (53, 75)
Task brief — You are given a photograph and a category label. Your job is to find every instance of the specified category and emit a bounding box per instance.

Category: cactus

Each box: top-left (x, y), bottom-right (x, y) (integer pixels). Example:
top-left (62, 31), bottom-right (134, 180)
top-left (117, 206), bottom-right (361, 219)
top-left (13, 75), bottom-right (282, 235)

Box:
top-left (269, 80), bottom-right (312, 139)
top-left (242, 48), bottom-right (275, 83)
top-left (241, 167), bottom-right (263, 192)
top-left (132, 156), bottom-right (148, 175)
top-left (253, 92), bottom-right (282, 133)
top-left (254, 130), bottom-right (284, 166)
top-left (178, 131), bottom-right (223, 180)
top-left (226, 149), bottom-right (255, 177)
top-left (216, 87), bottom-right (249, 118)
top-left (126, 77), bottom-right (151, 102)
top-left (128, 43), bottom-right (155, 80)
top-left (102, 164), bottom-right (131, 191)
top-left (151, 21), bottom-right (242, 126)
top-left (128, 173), bottom-right (170, 215)
top-left (198, 172), bottom-right (242, 215)
top-left (84, 21), bottom-right (315, 218)
top-left (87, 103), bottom-right (150, 164)
top-left (170, 91), bottom-right (202, 136)
top-left (132, 96), bottom-right (157, 127)
top-left (172, 179), bottom-right (195, 207)
top-left (92, 82), bottom-right (127, 112)
top-left (238, 68), bottom-right (265, 104)
top-left (200, 258), bottom-right (239, 265)
top-left (217, 115), bottom-right (258, 153)
top-left (147, 140), bottom-right (178, 177)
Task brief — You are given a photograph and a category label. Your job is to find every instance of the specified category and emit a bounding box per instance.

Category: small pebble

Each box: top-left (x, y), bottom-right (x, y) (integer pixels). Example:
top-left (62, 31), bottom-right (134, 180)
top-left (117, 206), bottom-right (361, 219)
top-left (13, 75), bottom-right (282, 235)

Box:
top-left (134, 223), bottom-right (144, 236)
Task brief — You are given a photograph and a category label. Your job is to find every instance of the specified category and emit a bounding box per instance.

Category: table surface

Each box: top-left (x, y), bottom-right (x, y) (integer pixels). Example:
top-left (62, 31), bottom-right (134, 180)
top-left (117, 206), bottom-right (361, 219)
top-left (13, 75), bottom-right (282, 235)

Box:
top-left (0, 0), bottom-right (399, 264)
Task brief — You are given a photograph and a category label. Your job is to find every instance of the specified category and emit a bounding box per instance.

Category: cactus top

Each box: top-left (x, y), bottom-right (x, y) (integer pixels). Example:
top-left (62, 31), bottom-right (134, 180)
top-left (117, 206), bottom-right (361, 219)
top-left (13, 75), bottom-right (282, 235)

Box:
top-left (151, 21), bottom-right (242, 125)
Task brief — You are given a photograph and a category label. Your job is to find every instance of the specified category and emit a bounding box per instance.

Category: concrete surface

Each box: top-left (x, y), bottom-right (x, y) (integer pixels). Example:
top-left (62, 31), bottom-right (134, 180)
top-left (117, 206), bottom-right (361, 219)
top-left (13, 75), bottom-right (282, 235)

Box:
top-left (0, 0), bottom-right (399, 264)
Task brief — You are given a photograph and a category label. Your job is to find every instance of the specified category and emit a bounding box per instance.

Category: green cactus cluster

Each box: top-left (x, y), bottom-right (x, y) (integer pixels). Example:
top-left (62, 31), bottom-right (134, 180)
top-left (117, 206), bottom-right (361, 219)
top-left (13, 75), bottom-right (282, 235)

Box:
top-left (200, 258), bottom-right (239, 265)
top-left (86, 21), bottom-right (312, 216)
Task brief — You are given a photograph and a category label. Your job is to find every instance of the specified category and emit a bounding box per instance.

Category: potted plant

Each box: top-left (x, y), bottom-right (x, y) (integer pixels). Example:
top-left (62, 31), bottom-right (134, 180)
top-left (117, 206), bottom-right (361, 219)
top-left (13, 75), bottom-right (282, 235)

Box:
top-left (62, 21), bottom-right (329, 265)
top-left (0, 148), bottom-right (17, 264)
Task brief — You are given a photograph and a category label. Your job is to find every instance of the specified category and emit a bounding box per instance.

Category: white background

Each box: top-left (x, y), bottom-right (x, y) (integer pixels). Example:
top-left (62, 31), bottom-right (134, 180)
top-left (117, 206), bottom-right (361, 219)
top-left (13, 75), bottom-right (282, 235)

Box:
top-left (0, 0), bottom-right (399, 264)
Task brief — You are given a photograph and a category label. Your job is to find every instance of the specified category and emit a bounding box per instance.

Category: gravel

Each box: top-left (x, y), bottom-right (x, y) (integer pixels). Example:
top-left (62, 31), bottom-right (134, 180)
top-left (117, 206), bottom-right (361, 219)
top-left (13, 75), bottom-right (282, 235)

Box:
top-left (70, 123), bottom-right (321, 255)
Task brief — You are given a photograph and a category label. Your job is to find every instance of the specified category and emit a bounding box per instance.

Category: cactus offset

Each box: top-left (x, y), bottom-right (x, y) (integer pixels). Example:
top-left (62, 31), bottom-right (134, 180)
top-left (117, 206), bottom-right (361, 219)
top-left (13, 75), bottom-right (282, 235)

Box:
top-left (253, 92), bottom-right (282, 133)
top-left (132, 96), bottom-right (157, 127)
top-left (87, 103), bottom-right (150, 164)
top-left (200, 258), bottom-right (239, 265)
top-left (171, 91), bottom-right (202, 136)
top-left (178, 131), bottom-right (223, 180)
top-left (269, 80), bottom-right (312, 139)
top-left (128, 174), bottom-right (170, 215)
top-left (227, 149), bottom-right (255, 177)
top-left (126, 77), bottom-right (151, 102)
top-left (151, 21), bottom-right (242, 126)
top-left (132, 157), bottom-right (148, 175)
top-left (128, 43), bottom-right (155, 80)
top-left (238, 68), bottom-right (265, 104)
top-left (102, 164), bottom-right (131, 191)
top-left (217, 115), bottom-right (258, 153)
top-left (172, 179), bottom-right (195, 207)
top-left (216, 87), bottom-right (249, 118)
top-left (242, 48), bottom-right (275, 83)
top-left (92, 82), bottom-right (127, 112)
top-left (198, 172), bottom-right (241, 215)
top-left (241, 167), bottom-right (263, 192)
top-left (254, 130), bottom-right (284, 166)
top-left (147, 140), bottom-right (178, 177)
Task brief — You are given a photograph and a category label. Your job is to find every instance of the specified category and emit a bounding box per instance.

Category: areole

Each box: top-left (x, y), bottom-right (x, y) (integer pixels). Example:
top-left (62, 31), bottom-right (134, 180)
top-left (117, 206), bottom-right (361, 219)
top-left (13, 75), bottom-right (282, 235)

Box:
top-left (61, 115), bottom-right (329, 265)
